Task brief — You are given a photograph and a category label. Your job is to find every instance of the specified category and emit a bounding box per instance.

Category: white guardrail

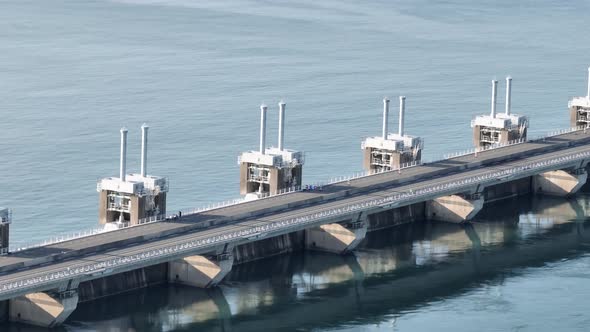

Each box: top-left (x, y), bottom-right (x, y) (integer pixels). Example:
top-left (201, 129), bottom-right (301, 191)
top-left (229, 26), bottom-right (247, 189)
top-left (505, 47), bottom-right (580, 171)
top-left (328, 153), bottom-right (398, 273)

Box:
top-left (2, 149), bottom-right (589, 296)
top-left (8, 125), bottom-right (589, 252)
top-left (442, 138), bottom-right (526, 160)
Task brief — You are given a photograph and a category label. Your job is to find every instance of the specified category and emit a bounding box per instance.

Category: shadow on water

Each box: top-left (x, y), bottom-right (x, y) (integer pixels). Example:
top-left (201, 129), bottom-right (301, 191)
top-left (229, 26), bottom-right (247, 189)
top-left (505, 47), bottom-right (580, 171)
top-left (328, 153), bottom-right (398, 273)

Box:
top-left (4, 194), bottom-right (590, 332)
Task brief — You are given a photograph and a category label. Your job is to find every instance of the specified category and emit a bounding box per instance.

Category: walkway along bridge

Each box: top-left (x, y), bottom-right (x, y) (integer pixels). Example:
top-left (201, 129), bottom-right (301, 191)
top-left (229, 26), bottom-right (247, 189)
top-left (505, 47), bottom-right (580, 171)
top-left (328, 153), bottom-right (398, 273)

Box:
top-left (1, 129), bottom-right (590, 327)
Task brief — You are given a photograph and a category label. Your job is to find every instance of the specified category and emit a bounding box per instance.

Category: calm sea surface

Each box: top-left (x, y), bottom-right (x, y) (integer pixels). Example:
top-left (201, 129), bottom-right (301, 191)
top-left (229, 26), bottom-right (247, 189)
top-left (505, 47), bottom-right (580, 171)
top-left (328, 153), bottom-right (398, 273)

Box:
top-left (1, 0), bottom-right (590, 331)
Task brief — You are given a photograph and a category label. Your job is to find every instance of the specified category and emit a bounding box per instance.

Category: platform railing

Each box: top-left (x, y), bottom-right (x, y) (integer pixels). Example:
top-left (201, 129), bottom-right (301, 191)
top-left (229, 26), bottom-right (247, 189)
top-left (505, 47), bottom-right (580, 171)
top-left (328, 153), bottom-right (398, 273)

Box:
top-left (9, 214), bottom-right (166, 252)
top-left (9, 227), bottom-right (110, 252)
top-left (2, 149), bottom-right (589, 297)
top-left (9, 125), bottom-right (589, 253)
top-left (323, 161), bottom-right (419, 186)
top-left (442, 137), bottom-right (526, 160)
top-left (541, 124), bottom-right (588, 138)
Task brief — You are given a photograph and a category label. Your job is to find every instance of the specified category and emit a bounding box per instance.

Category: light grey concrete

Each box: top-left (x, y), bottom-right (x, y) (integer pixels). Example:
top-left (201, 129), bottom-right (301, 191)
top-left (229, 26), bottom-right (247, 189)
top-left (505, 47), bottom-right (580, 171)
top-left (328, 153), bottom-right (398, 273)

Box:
top-left (1, 131), bottom-right (590, 306)
top-left (168, 254), bottom-right (233, 288)
top-left (533, 169), bottom-right (588, 196)
top-left (9, 291), bottom-right (78, 328)
top-left (426, 194), bottom-right (485, 223)
top-left (305, 221), bottom-right (367, 254)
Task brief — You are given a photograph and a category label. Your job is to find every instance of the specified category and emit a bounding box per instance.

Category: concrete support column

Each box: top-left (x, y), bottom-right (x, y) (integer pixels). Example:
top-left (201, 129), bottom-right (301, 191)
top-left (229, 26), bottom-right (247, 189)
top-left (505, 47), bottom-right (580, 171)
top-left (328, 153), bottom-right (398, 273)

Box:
top-left (533, 169), bottom-right (588, 196)
top-left (426, 193), bottom-right (484, 223)
top-left (169, 253), bottom-right (234, 288)
top-left (9, 290), bottom-right (79, 328)
top-left (305, 214), bottom-right (368, 254)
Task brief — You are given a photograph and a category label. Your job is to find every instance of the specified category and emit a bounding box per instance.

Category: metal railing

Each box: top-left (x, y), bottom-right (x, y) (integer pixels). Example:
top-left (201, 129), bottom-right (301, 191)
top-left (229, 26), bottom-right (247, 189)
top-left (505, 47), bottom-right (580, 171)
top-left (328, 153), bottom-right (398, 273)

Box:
top-left (10, 215), bottom-right (166, 252)
top-left (538, 124), bottom-right (588, 139)
top-left (370, 157), bottom-right (391, 166)
top-left (442, 138), bottom-right (526, 160)
top-left (96, 177), bottom-right (170, 196)
top-left (247, 175), bottom-right (270, 183)
top-left (10, 125), bottom-right (589, 253)
top-left (234, 122), bottom-right (584, 199)
top-left (439, 124), bottom-right (590, 162)
top-left (107, 202), bottom-right (130, 211)
top-left (9, 227), bottom-right (111, 252)
top-left (238, 152), bottom-right (305, 168)
top-left (325, 161), bottom-right (419, 186)
top-left (2, 149), bottom-right (588, 297)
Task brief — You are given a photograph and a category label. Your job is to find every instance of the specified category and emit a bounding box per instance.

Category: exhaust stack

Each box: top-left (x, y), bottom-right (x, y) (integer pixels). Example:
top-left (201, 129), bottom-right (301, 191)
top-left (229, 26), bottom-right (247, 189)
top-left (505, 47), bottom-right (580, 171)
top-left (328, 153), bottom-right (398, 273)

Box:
top-left (278, 101), bottom-right (286, 151)
top-left (119, 127), bottom-right (128, 182)
top-left (399, 96), bottom-right (406, 136)
top-left (140, 124), bottom-right (148, 177)
top-left (382, 98), bottom-right (390, 139)
top-left (259, 104), bottom-right (267, 154)
top-left (505, 76), bottom-right (512, 115)
top-left (490, 80), bottom-right (498, 118)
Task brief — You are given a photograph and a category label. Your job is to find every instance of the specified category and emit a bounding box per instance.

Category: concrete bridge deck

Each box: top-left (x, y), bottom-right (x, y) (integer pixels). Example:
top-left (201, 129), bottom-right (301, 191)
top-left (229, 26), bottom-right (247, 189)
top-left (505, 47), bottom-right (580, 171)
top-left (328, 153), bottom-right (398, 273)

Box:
top-left (1, 130), bottom-right (589, 271)
top-left (30, 198), bottom-right (590, 331)
top-left (1, 130), bottom-right (590, 328)
top-left (1, 130), bottom-right (590, 304)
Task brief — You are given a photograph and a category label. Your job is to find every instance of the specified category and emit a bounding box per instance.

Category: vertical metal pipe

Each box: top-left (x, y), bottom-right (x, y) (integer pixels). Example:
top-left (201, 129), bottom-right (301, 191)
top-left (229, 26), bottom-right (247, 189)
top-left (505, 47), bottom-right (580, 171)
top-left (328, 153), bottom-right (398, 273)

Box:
top-left (587, 67), bottom-right (590, 99)
top-left (399, 96), bottom-right (406, 136)
top-left (120, 127), bottom-right (128, 182)
top-left (140, 123), bottom-right (149, 177)
top-left (278, 101), bottom-right (286, 151)
top-left (259, 104), bottom-right (267, 154)
top-left (505, 76), bottom-right (512, 115)
top-left (490, 80), bottom-right (498, 118)
top-left (382, 97), bottom-right (390, 139)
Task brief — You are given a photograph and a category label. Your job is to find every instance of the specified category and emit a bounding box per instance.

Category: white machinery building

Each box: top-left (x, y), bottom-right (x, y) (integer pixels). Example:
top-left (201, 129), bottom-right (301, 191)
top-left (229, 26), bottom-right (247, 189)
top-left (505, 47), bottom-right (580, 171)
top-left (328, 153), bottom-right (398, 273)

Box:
top-left (97, 125), bottom-right (168, 226)
top-left (362, 96), bottom-right (423, 173)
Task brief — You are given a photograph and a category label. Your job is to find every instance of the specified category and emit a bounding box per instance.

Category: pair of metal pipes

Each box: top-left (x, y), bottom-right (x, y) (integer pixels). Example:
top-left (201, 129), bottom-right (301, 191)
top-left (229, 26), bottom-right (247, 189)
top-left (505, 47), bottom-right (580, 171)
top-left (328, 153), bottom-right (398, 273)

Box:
top-left (490, 77), bottom-right (513, 118)
top-left (489, 66), bottom-right (590, 118)
top-left (259, 101), bottom-right (287, 155)
top-left (119, 124), bottom-right (149, 181)
top-left (381, 96), bottom-right (406, 139)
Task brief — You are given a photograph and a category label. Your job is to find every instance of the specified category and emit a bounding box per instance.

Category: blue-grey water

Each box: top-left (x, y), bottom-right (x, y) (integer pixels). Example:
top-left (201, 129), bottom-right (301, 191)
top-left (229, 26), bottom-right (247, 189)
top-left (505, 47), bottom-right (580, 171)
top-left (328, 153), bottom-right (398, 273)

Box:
top-left (1, 0), bottom-right (590, 331)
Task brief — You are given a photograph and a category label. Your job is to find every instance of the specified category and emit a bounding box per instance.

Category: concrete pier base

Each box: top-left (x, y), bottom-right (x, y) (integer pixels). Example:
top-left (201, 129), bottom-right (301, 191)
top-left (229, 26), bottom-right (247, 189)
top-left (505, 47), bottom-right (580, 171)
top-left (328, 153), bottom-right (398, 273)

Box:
top-left (169, 254), bottom-right (234, 288)
top-left (9, 291), bottom-right (79, 328)
top-left (533, 169), bottom-right (588, 196)
top-left (305, 220), bottom-right (368, 254)
top-left (426, 194), bottom-right (484, 223)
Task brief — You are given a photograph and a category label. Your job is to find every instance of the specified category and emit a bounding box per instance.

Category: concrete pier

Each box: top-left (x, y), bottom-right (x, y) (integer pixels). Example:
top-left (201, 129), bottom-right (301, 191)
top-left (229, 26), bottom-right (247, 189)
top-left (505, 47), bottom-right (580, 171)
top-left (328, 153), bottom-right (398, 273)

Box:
top-left (305, 219), bottom-right (368, 254)
top-left (9, 291), bottom-right (78, 328)
top-left (426, 193), bottom-right (485, 223)
top-left (533, 169), bottom-right (588, 196)
top-left (169, 254), bottom-right (234, 288)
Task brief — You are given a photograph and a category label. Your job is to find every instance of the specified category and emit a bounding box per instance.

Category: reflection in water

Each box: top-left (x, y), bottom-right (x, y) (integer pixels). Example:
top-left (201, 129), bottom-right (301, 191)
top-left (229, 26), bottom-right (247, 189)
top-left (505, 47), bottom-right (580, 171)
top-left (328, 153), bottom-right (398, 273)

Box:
top-left (18, 195), bottom-right (590, 331)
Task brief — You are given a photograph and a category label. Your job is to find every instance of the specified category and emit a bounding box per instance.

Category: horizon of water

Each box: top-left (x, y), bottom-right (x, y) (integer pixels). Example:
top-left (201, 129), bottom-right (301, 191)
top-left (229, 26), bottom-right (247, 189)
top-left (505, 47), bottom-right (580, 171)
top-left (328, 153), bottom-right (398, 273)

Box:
top-left (2, 0), bottom-right (590, 331)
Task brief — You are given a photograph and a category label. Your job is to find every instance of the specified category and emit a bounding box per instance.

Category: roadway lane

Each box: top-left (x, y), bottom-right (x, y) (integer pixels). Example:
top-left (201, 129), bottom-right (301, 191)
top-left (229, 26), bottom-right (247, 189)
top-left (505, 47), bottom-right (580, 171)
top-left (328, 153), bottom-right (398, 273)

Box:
top-left (0, 130), bottom-right (589, 273)
top-left (1, 138), bottom-right (590, 292)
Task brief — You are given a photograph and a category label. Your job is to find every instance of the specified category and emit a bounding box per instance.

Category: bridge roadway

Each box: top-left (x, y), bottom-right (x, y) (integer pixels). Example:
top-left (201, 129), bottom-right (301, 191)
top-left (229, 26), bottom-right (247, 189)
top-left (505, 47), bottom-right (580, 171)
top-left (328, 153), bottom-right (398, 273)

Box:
top-left (1, 130), bottom-right (590, 300)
